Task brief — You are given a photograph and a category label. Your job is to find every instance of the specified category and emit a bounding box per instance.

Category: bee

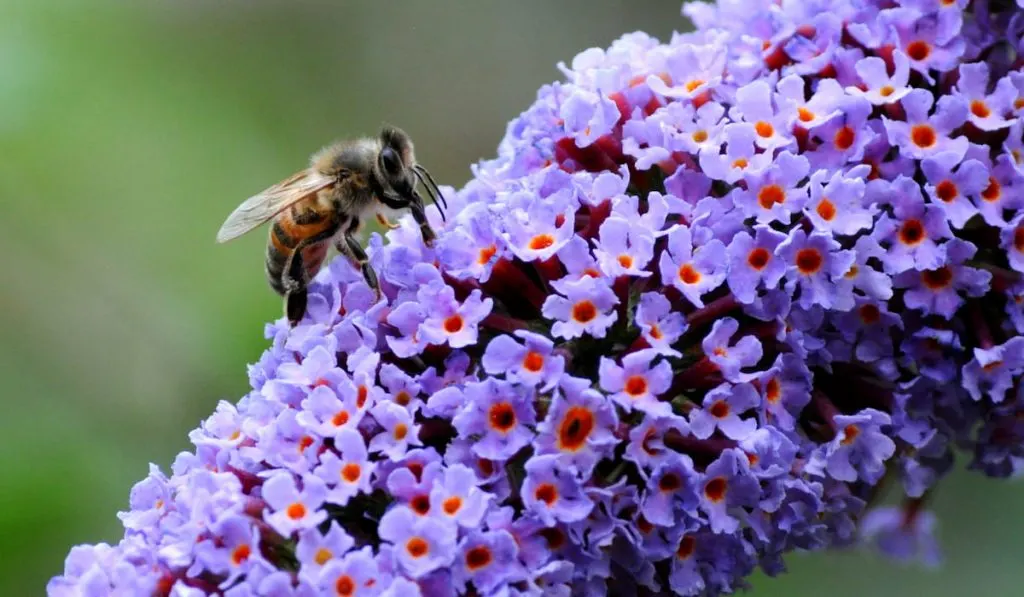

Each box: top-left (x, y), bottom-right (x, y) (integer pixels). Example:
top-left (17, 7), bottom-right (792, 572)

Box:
top-left (216, 125), bottom-right (446, 325)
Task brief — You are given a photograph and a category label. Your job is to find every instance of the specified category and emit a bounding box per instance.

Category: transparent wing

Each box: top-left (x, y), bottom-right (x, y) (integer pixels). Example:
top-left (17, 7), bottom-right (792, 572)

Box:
top-left (216, 169), bottom-right (335, 243)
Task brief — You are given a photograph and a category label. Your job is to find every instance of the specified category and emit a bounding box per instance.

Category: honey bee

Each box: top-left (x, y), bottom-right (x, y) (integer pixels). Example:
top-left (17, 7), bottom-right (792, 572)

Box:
top-left (216, 126), bottom-right (446, 325)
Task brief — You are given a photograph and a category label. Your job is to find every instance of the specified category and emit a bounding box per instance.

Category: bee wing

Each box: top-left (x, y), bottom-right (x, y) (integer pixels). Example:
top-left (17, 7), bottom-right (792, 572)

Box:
top-left (216, 170), bottom-right (335, 243)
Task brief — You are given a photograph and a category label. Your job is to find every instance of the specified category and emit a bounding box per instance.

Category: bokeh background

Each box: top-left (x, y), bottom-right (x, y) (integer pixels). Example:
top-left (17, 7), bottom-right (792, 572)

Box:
top-left (2, 0), bottom-right (1022, 594)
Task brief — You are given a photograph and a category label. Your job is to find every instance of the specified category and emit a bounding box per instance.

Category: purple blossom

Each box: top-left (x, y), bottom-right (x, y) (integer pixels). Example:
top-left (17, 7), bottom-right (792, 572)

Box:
top-left (883, 89), bottom-right (969, 161)
top-left (535, 375), bottom-right (618, 475)
top-left (599, 349), bottom-right (673, 416)
top-left (822, 408), bottom-right (896, 484)
top-left (690, 382), bottom-right (761, 440)
top-left (428, 464), bottom-right (492, 529)
top-left (452, 531), bottom-right (522, 594)
top-left (659, 225), bottom-right (727, 307)
top-left (452, 378), bottom-right (536, 460)
top-left (847, 50), bottom-right (913, 106)
top-left (542, 275), bottom-right (619, 339)
top-left (873, 176), bottom-right (953, 273)
top-left (295, 521), bottom-right (354, 579)
top-left (521, 454), bottom-right (593, 526)
top-left (379, 506), bottom-right (457, 579)
top-left (735, 152), bottom-right (810, 225)
top-left (726, 225), bottom-right (787, 304)
top-left (698, 449), bottom-right (762, 534)
top-left (641, 452), bottom-right (701, 527)
top-left (921, 152), bottom-right (987, 229)
top-left (312, 428), bottom-right (376, 506)
top-left (703, 317), bottom-right (764, 382)
top-left (777, 229), bottom-right (856, 310)
top-left (731, 80), bottom-right (795, 152)
top-left (481, 330), bottom-right (565, 391)
top-left (962, 338), bottom-right (1024, 402)
top-left (369, 401), bottom-right (422, 461)
top-left (417, 286), bottom-right (493, 349)
top-left (955, 62), bottom-right (1018, 131)
top-left (593, 217), bottom-right (655, 278)
top-left (894, 238), bottom-right (991, 318)
top-left (634, 291), bottom-right (687, 356)
top-left (261, 473), bottom-right (328, 537)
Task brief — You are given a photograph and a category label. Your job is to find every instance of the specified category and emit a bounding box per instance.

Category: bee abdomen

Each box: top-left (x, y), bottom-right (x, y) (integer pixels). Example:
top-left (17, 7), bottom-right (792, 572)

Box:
top-left (265, 241), bottom-right (288, 296)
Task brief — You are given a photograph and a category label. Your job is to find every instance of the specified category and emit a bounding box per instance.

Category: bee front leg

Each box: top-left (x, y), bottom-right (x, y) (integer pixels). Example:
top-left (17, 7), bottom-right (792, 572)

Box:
top-left (375, 213), bottom-right (400, 230)
top-left (408, 200), bottom-right (437, 247)
top-left (344, 232), bottom-right (382, 302)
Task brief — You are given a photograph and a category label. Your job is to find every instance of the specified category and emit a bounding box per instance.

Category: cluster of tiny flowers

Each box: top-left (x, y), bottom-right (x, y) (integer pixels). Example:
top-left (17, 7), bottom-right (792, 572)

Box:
top-left (52, 0), bottom-right (1024, 595)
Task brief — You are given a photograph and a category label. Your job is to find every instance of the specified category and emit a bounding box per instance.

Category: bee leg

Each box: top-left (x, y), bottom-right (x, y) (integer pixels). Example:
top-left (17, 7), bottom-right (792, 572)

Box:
top-left (285, 290), bottom-right (308, 327)
top-left (408, 200), bottom-right (437, 247)
top-left (344, 232), bottom-right (382, 302)
top-left (375, 213), bottom-right (400, 230)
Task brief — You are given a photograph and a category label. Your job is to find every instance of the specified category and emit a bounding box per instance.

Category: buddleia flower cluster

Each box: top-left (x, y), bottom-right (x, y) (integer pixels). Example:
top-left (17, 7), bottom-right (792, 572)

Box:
top-left (51, 0), bottom-right (1024, 595)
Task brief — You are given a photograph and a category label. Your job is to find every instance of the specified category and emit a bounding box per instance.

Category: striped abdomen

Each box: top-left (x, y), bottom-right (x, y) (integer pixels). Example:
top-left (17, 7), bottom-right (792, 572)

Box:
top-left (265, 199), bottom-right (339, 295)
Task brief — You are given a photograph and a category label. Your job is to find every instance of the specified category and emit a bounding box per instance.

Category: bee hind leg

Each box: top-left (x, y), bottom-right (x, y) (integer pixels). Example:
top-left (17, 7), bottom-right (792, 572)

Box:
top-left (344, 232), bottom-right (382, 302)
top-left (285, 290), bottom-right (308, 327)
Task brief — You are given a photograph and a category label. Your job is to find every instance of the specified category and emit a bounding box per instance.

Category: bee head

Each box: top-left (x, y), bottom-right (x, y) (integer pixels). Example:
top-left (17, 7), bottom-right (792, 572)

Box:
top-left (378, 126), bottom-right (415, 189)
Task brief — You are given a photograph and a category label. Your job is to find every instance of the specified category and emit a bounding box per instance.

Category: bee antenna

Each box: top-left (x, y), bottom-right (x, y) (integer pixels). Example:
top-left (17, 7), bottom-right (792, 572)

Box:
top-left (413, 166), bottom-right (447, 222)
top-left (414, 165), bottom-right (448, 212)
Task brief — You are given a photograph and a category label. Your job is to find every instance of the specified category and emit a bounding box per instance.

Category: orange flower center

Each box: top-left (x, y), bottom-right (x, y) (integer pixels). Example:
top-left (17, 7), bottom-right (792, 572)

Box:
top-left (906, 40), bottom-right (931, 61)
top-left (335, 575), bottom-right (356, 596)
top-left (465, 546), bottom-right (493, 571)
top-left (231, 544), bottom-right (251, 566)
top-left (815, 198), bottom-right (837, 221)
top-left (393, 423), bottom-right (408, 441)
top-left (411, 494), bottom-right (430, 515)
top-left (443, 496), bottom-right (463, 515)
top-left (834, 126), bottom-right (855, 150)
top-left (572, 300), bottom-right (597, 323)
top-left (879, 85), bottom-right (895, 98)
top-left (331, 410), bottom-right (350, 427)
top-left (859, 304), bottom-right (881, 324)
top-left (758, 184), bottom-right (786, 209)
top-left (765, 377), bottom-right (781, 403)
top-left (315, 547), bottom-right (333, 565)
top-left (732, 157), bottom-right (749, 170)
top-left (658, 472), bottom-right (682, 492)
top-left (747, 247), bottom-right (770, 270)
top-left (692, 130), bottom-right (709, 143)
top-left (935, 180), bottom-right (958, 202)
top-left (342, 463), bottom-right (361, 483)
top-left (356, 385), bottom-right (369, 408)
top-left (709, 400), bottom-right (730, 419)
top-left (286, 503), bottom-right (307, 520)
top-left (910, 124), bottom-right (937, 149)
top-left (522, 351), bottom-right (545, 372)
top-left (624, 375), bottom-right (648, 397)
top-left (535, 483), bottom-right (558, 505)
top-left (685, 79), bottom-right (706, 92)
top-left (982, 177), bottom-right (1001, 202)
top-left (922, 267), bottom-right (953, 289)
top-left (704, 477), bottom-right (727, 502)
top-left (1014, 226), bottom-right (1024, 252)
top-left (755, 121), bottom-right (775, 138)
top-left (444, 315), bottom-right (464, 334)
top-left (899, 219), bottom-right (925, 245)
top-left (795, 248), bottom-right (823, 274)
top-left (406, 537), bottom-right (429, 558)
top-left (395, 391), bottom-right (412, 406)
top-left (840, 424), bottom-right (860, 445)
top-left (529, 234), bottom-right (555, 250)
top-left (970, 100), bottom-right (991, 118)
top-left (558, 406), bottom-right (595, 451)
top-left (797, 107), bottom-right (815, 122)
top-left (676, 536), bottom-right (696, 559)
top-left (477, 244), bottom-right (497, 265)
top-left (678, 263), bottom-right (702, 284)
top-left (618, 254), bottom-right (634, 269)
top-left (489, 402), bottom-right (517, 432)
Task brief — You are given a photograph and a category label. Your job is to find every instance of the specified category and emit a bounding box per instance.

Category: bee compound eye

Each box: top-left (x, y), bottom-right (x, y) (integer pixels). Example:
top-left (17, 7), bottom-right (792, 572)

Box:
top-left (381, 147), bottom-right (401, 176)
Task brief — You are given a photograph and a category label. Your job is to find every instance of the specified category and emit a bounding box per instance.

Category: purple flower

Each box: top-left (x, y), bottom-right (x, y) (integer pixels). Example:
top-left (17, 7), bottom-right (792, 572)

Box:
top-left (417, 286), bottom-right (493, 349)
top-left (861, 506), bottom-right (941, 567)
top-left (736, 152), bottom-right (810, 225)
top-left (535, 375), bottom-right (618, 475)
top-left (921, 152), bottom-right (987, 229)
top-left (312, 428), bottom-right (376, 506)
top-left (847, 50), bottom-right (913, 106)
top-left (542, 275), bottom-right (619, 339)
top-left (561, 86), bottom-right (619, 147)
top-left (703, 318), bottom-right (764, 382)
top-left (261, 472), bottom-right (328, 537)
top-left (1003, 214), bottom-right (1024, 273)
top-left (823, 408), bottom-right (896, 484)
top-left (599, 349), bottom-right (673, 416)
top-left (593, 217), bottom-right (655, 278)
top-left (962, 338), bottom-right (1024, 402)
top-left (452, 378), bottom-right (536, 460)
top-left (777, 75), bottom-right (843, 130)
top-left (295, 521), bottom-right (354, 579)
top-left (690, 382), bottom-right (761, 440)
top-left (873, 176), bottom-right (953, 273)
top-left (481, 330), bottom-right (565, 391)
top-left (640, 452), bottom-right (701, 527)
top-left (379, 506), bottom-right (457, 579)
top-left (731, 79), bottom-right (795, 151)
top-left (955, 62), bottom-right (1018, 131)
top-left (803, 166), bottom-right (874, 236)
top-left (883, 89), bottom-right (968, 161)
top-left (634, 291), bottom-right (688, 356)
top-left (659, 225), bottom-right (727, 307)
top-left (429, 464), bottom-right (492, 529)
top-left (698, 449), bottom-right (762, 534)
top-left (521, 454), bottom-right (593, 526)
top-left (894, 238), bottom-right (991, 318)
top-left (452, 530), bottom-right (522, 594)
top-left (192, 515), bottom-right (265, 587)
top-left (754, 354), bottom-right (812, 432)
top-left (777, 229), bottom-right (856, 310)
top-left (700, 123), bottom-right (773, 183)
top-left (369, 401), bottom-right (422, 461)
top-left (315, 547), bottom-right (384, 596)
top-left (726, 225), bottom-right (787, 304)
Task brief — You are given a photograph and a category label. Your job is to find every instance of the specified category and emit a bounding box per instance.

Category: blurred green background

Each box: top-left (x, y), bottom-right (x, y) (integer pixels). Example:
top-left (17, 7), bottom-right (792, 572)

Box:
top-left (2, 0), bottom-right (1021, 595)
